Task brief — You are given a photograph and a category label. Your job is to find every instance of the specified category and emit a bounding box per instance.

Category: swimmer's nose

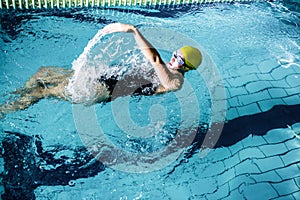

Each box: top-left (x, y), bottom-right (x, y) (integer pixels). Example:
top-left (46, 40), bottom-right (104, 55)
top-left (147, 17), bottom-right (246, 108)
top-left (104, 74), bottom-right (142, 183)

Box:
top-left (170, 57), bottom-right (175, 63)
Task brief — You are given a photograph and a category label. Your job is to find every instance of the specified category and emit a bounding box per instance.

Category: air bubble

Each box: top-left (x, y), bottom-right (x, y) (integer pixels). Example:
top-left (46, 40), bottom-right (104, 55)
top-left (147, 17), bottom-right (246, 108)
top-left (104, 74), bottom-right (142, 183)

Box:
top-left (68, 180), bottom-right (76, 187)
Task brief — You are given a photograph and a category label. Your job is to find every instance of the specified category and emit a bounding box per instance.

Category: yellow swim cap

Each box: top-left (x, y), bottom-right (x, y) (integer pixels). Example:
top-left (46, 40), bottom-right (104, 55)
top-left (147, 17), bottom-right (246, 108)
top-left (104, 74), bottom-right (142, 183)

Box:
top-left (180, 46), bottom-right (202, 71)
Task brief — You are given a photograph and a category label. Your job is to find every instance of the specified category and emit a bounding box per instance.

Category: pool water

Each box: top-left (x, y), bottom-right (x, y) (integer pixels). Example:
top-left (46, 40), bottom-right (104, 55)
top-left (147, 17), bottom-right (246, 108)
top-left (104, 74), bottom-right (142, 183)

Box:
top-left (0, 1), bottom-right (300, 199)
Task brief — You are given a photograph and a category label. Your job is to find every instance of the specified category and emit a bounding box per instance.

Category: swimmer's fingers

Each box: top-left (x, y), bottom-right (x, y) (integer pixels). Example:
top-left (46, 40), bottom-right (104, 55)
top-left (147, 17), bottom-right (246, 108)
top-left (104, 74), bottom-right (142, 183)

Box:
top-left (102, 23), bottom-right (135, 34)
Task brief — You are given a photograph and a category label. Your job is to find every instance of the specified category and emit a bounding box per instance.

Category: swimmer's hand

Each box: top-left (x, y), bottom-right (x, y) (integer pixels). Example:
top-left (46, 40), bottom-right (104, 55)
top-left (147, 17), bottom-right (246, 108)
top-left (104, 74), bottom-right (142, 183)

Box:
top-left (102, 23), bottom-right (136, 34)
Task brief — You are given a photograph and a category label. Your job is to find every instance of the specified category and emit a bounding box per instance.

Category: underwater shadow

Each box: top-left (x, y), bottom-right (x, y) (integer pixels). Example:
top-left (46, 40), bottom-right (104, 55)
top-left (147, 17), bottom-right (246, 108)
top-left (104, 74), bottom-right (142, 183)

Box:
top-left (1, 103), bottom-right (300, 199)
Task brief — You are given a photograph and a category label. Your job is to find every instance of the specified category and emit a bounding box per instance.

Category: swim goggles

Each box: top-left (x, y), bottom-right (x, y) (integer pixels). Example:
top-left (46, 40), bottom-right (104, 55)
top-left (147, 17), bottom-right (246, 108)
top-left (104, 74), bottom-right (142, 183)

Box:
top-left (172, 51), bottom-right (185, 66)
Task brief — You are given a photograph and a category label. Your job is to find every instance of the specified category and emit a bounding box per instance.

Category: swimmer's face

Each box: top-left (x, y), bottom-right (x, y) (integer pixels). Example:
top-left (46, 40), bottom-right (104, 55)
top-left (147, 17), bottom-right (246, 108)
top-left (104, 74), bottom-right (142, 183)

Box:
top-left (168, 49), bottom-right (185, 70)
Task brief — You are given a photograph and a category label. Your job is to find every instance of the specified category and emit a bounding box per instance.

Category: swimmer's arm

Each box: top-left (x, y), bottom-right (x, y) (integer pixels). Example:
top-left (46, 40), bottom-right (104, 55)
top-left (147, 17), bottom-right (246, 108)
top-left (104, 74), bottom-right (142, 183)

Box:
top-left (132, 29), bottom-right (184, 90)
top-left (129, 27), bottom-right (184, 90)
top-left (103, 23), bottom-right (183, 90)
top-left (103, 23), bottom-right (161, 64)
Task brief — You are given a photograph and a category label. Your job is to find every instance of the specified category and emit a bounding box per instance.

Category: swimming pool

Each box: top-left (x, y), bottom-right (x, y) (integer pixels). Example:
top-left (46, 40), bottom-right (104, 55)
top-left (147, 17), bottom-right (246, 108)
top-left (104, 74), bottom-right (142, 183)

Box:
top-left (0, 0), bottom-right (300, 199)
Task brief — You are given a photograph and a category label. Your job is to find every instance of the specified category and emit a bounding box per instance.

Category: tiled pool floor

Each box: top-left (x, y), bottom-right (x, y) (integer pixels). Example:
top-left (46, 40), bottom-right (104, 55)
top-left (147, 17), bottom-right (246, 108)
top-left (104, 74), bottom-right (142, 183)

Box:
top-left (223, 56), bottom-right (300, 121)
top-left (28, 122), bottom-right (299, 200)
top-left (1, 46), bottom-right (300, 198)
top-left (1, 79), bottom-right (299, 199)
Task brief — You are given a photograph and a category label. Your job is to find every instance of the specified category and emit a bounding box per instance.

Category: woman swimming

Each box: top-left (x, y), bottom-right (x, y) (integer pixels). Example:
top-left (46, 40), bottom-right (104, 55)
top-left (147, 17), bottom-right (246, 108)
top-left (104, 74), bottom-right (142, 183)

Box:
top-left (0, 23), bottom-right (202, 117)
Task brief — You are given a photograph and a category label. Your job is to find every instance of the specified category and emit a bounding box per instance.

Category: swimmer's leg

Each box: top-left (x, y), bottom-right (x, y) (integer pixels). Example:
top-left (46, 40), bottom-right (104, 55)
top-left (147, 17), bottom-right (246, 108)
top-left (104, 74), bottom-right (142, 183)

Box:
top-left (25, 66), bottom-right (73, 89)
top-left (0, 92), bottom-right (41, 118)
top-left (0, 76), bottom-right (46, 118)
top-left (0, 66), bottom-right (72, 118)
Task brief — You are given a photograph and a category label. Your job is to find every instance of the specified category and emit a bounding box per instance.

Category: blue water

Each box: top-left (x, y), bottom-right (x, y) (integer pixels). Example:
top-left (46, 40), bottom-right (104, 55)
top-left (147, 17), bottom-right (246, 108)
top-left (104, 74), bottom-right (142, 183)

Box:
top-left (0, 1), bottom-right (300, 199)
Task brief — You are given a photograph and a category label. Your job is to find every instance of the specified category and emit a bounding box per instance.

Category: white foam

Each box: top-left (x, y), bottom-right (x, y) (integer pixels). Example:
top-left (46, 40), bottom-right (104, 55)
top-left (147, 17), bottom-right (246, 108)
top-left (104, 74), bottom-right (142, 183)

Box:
top-left (66, 29), bottom-right (108, 104)
top-left (66, 29), bottom-right (160, 105)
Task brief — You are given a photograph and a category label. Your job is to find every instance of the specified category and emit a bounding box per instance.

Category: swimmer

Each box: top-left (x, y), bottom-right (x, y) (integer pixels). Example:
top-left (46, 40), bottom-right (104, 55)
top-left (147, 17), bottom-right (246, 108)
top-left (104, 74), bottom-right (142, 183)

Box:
top-left (0, 23), bottom-right (202, 118)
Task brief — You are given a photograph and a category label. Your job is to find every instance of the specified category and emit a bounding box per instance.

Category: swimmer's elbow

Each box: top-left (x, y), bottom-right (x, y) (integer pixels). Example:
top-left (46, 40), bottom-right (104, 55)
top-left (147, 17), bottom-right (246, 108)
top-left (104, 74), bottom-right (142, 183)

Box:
top-left (171, 80), bottom-right (182, 91)
top-left (162, 78), bottom-right (182, 92)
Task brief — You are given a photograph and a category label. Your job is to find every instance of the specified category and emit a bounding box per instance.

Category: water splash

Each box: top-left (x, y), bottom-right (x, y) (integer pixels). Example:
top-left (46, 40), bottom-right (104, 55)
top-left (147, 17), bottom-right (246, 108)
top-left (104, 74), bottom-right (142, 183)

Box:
top-left (66, 29), bottom-right (110, 105)
top-left (66, 29), bottom-right (159, 105)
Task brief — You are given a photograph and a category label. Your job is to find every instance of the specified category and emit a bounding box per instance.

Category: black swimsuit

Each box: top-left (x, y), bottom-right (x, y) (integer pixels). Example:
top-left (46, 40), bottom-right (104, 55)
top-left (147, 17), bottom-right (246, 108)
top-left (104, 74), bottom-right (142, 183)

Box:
top-left (98, 73), bottom-right (158, 102)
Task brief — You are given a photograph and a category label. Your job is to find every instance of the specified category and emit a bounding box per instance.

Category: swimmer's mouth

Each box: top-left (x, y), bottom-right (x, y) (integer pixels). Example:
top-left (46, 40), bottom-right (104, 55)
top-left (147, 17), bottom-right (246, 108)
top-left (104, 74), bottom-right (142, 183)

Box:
top-left (168, 63), bottom-right (176, 69)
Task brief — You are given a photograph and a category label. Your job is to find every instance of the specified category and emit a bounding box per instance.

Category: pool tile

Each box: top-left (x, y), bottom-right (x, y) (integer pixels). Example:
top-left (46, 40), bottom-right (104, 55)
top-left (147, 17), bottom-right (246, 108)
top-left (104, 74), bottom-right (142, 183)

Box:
top-left (222, 188), bottom-right (244, 200)
top-left (222, 154), bottom-right (239, 170)
top-left (293, 191), bottom-right (300, 200)
top-left (286, 74), bottom-right (300, 88)
top-left (253, 156), bottom-right (284, 172)
top-left (257, 98), bottom-right (285, 112)
top-left (206, 147), bottom-right (232, 162)
top-left (272, 179), bottom-right (300, 196)
top-left (292, 123), bottom-right (300, 133)
top-left (239, 182), bottom-right (278, 200)
top-left (271, 66), bottom-right (297, 80)
top-left (238, 90), bottom-right (271, 106)
top-left (241, 135), bottom-right (267, 148)
top-left (227, 74), bottom-right (258, 88)
top-left (235, 159), bottom-right (261, 176)
top-left (271, 194), bottom-right (295, 200)
top-left (256, 73), bottom-right (274, 81)
top-left (285, 138), bottom-right (300, 151)
top-left (281, 148), bottom-right (300, 166)
top-left (245, 81), bottom-right (273, 93)
top-left (237, 102), bottom-right (261, 116)
top-left (270, 79), bottom-right (291, 88)
top-left (268, 88), bottom-right (288, 99)
top-left (258, 59), bottom-right (279, 73)
top-left (225, 87), bottom-right (231, 99)
top-left (295, 177), bottom-right (300, 188)
top-left (282, 94), bottom-right (300, 105)
top-left (206, 183), bottom-right (229, 200)
top-left (263, 128), bottom-right (295, 143)
top-left (226, 108), bottom-right (239, 121)
top-left (229, 174), bottom-right (256, 192)
top-left (228, 97), bottom-right (240, 108)
top-left (228, 141), bottom-right (244, 155)
top-left (250, 170), bottom-right (282, 183)
top-left (235, 64), bottom-right (259, 75)
top-left (258, 142), bottom-right (288, 157)
top-left (238, 146), bottom-right (265, 161)
top-left (285, 87), bottom-right (300, 96)
top-left (217, 168), bottom-right (236, 187)
top-left (276, 164), bottom-right (300, 180)
top-left (228, 87), bottom-right (249, 97)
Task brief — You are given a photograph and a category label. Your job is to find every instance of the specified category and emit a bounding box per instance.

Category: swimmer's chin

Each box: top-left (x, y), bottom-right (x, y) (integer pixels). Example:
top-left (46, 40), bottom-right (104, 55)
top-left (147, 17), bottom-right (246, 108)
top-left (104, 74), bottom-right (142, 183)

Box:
top-left (167, 63), bottom-right (174, 69)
